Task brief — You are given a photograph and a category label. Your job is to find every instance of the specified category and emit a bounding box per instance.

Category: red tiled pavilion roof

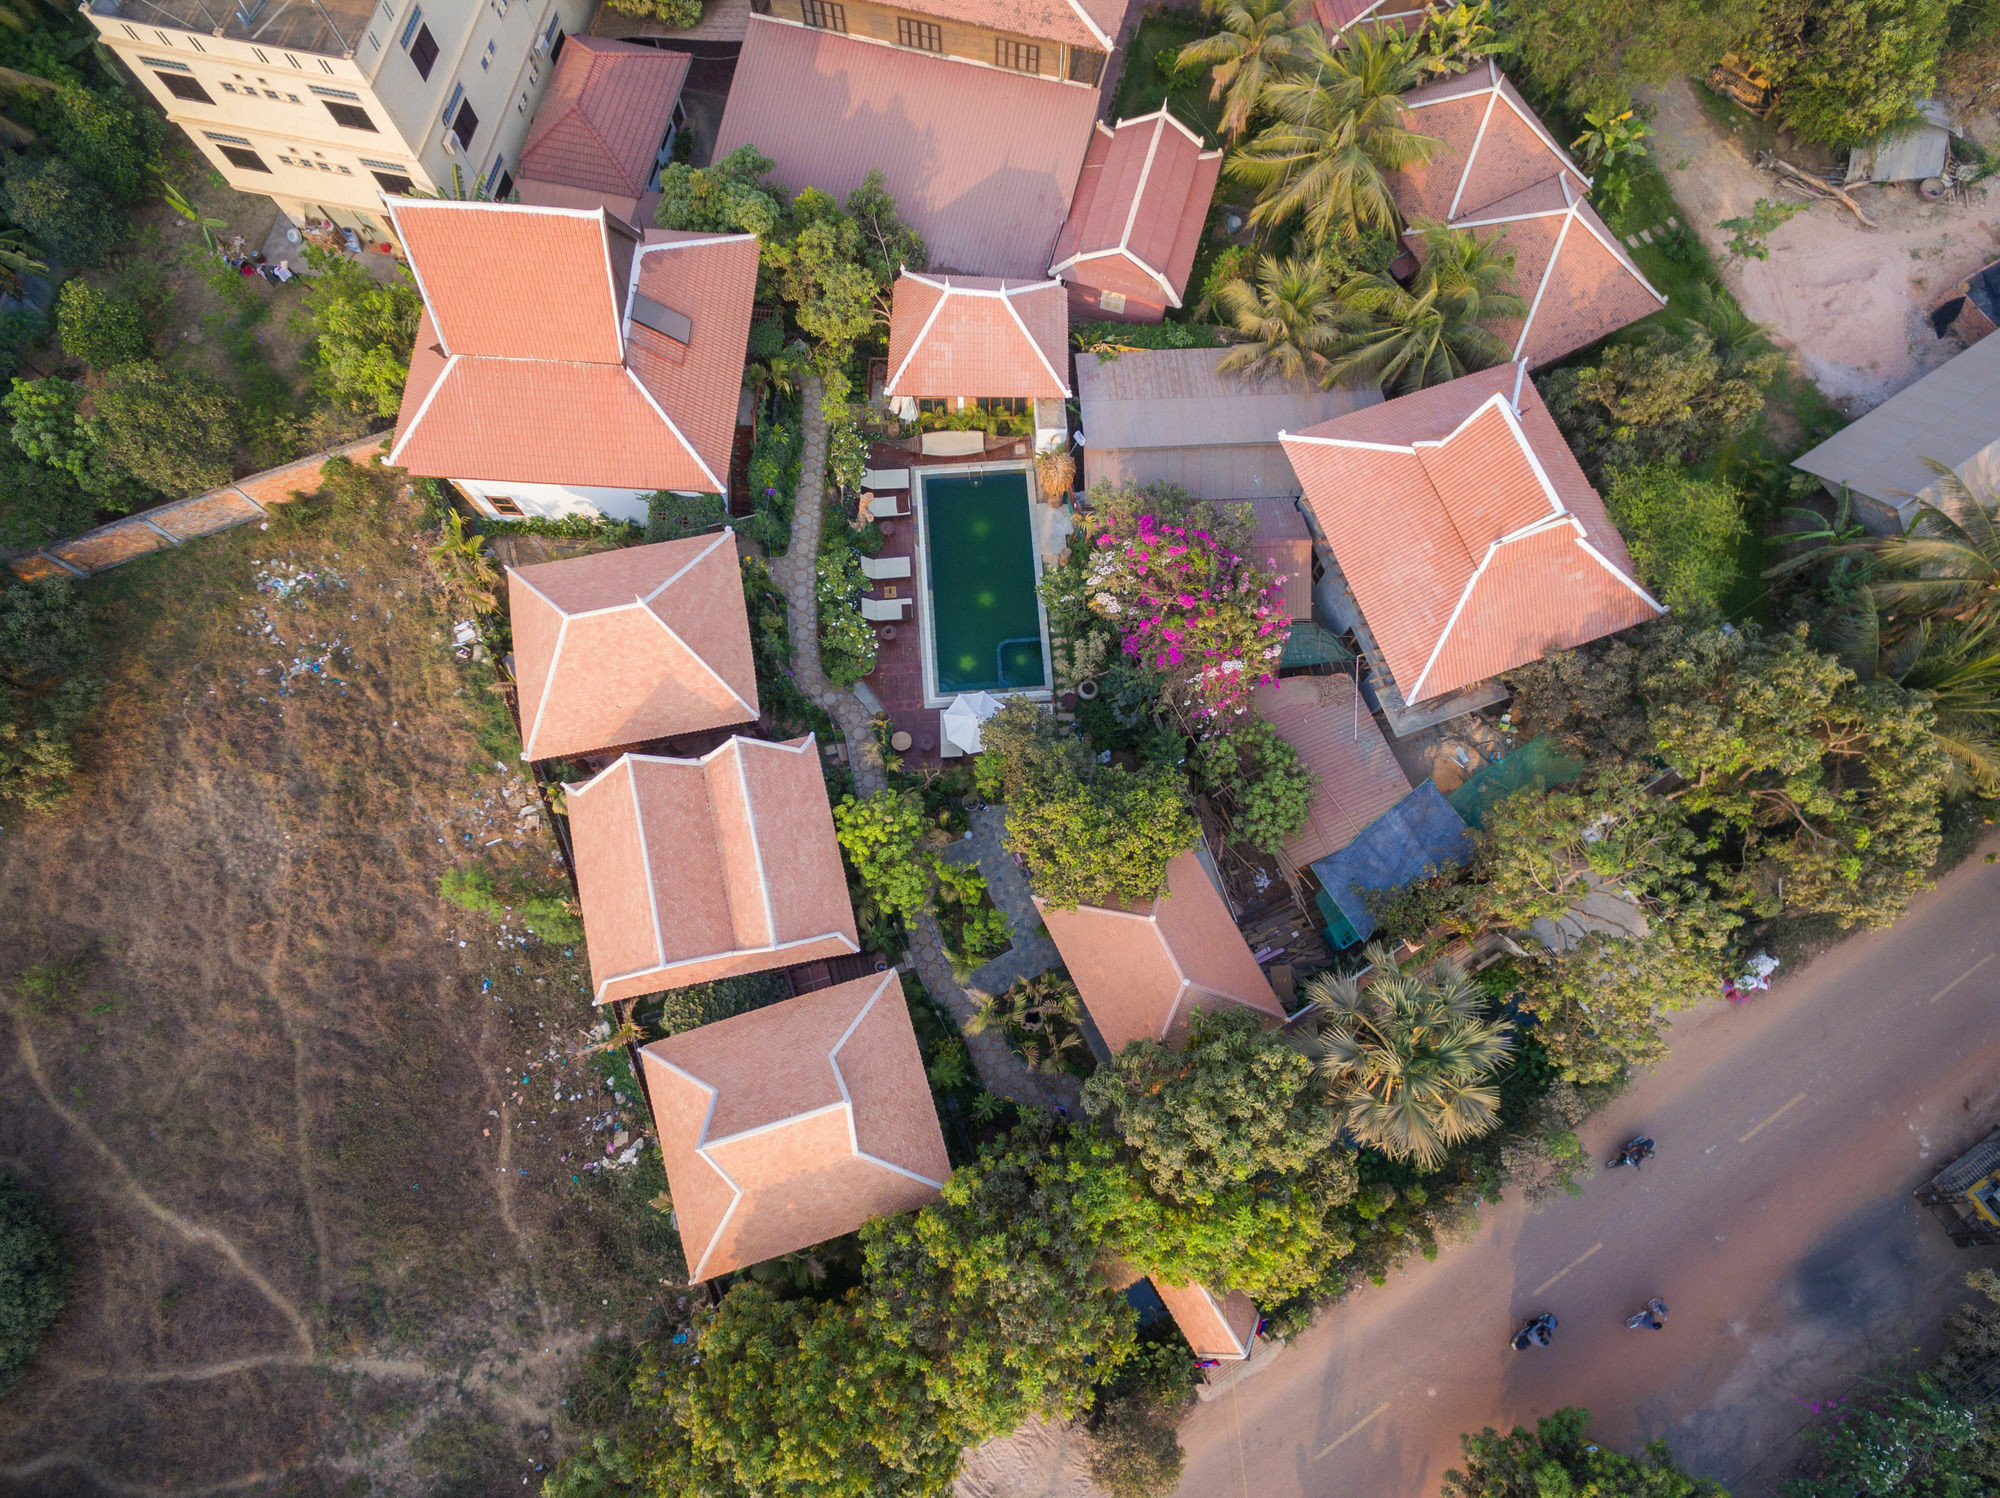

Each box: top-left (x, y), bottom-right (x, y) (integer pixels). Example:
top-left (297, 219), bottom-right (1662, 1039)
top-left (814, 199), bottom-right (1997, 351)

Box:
top-left (1050, 109), bottom-right (1221, 311)
top-left (883, 273), bottom-right (1071, 399)
top-left (518, 38), bottom-right (689, 200)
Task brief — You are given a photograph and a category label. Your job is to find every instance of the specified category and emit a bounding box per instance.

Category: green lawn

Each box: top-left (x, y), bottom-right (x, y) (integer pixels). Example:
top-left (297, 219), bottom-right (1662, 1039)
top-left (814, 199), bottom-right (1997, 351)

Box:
top-left (1111, 12), bottom-right (1226, 146)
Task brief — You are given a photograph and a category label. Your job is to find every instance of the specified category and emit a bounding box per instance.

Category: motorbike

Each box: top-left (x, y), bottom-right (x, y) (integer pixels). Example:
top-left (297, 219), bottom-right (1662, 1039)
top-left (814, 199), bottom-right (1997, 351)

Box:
top-left (1624, 1298), bottom-right (1669, 1331)
top-left (1510, 1312), bottom-right (1557, 1351)
top-left (1605, 1135), bottom-right (1656, 1170)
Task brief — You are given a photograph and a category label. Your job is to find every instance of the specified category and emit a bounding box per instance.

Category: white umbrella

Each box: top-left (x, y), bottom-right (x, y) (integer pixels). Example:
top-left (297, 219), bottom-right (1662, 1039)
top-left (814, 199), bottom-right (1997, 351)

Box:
top-left (940, 691), bottom-right (1004, 754)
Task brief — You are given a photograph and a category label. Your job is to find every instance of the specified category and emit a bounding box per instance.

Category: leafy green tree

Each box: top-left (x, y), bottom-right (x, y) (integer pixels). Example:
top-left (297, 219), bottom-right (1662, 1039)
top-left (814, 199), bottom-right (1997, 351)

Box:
top-left (1, 155), bottom-right (124, 266)
top-left (91, 362), bottom-right (239, 495)
top-left (54, 278), bottom-right (148, 370)
top-left (656, 144), bottom-right (785, 236)
top-left (0, 578), bottom-right (100, 814)
top-left (1177, 0), bottom-right (1314, 142)
top-left (1329, 222), bottom-right (1523, 394)
top-left (1498, 0), bottom-right (1763, 112)
top-left (1514, 921), bottom-right (1735, 1084)
top-left (1195, 717), bottom-right (1315, 854)
top-left (1647, 624), bottom-right (1952, 927)
top-left (769, 189), bottom-right (884, 350)
top-left (600, 0), bottom-right (700, 22)
top-left (4, 376), bottom-right (129, 501)
top-left (1760, 0), bottom-right (1953, 147)
top-left (843, 169), bottom-right (926, 285)
top-left (647, 1286), bottom-right (962, 1498)
top-left (1083, 1008), bottom-right (1333, 1206)
top-left (46, 81), bottom-right (163, 201)
top-left (0, 1169), bottom-right (64, 1394)
top-left (299, 247), bottom-right (422, 417)
top-left (1225, 27), bottom-right (1437, 242)
top-left (1213, 251), bottom-right (1344, 387)
top-left (1444, 1407), bottom-right (1727, 1498)
top-left (1538, 329), bottom-right (1779, 480)
top-left (1004, 755), bottom-right (1198, 908)
top-left (1602, 464), bottom-right (1745, 616)
top-left (1303, 948), bottom-right (1513, 1167)
top-left (815, 546), bottom-right (877, 685)
top-left (862, 1124), bottom-right (1138, 1443)
top-left (832, 789), bottom-right (932, 924)
top-left (0, 436), bottom-right (93, 547)
top-left (1089, 1385), bottom-right (1187, 1498)
top-left (1784, 1374), bottom-right (1982, 1498)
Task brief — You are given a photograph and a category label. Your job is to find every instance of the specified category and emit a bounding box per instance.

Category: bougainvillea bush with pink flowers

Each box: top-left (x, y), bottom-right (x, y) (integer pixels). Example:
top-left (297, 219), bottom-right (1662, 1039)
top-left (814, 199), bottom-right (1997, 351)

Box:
top-left (1084, 512), bottom-right (1289, 725)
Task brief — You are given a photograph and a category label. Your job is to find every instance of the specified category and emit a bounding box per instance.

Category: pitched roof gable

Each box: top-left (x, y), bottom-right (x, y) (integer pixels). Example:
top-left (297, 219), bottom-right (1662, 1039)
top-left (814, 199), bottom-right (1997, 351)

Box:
top-left (386, 201), bottom-right (758, 492)
top-left (1049, 110), bottom-right (1223, 309)
top-left (508, 533), bottom-right (759, 761)
top-left (891, 0), bottom-right (1114, 49)
top-left (519, 38), bottom-right (691, 198)
top-left (883, 272), bottom-right (1072, 398)
top-left (1281, 364), bottom-right (1662, 703)
top-left (1036, 850), bottom-right (1282, 1053)
top-left (567, 739), bottom-right (858, 1004)
top-left (640, 972), bottom-right (949, 1280)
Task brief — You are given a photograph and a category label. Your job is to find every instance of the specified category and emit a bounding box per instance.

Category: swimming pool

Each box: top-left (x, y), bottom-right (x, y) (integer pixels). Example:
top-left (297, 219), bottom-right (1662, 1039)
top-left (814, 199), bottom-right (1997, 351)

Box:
top-left (918, 467), bottom-right (1051, 702)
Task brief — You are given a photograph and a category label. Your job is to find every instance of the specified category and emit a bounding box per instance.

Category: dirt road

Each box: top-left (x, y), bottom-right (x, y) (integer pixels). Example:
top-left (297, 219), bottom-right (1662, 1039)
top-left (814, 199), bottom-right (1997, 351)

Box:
top-left (1644, 79), bottom-right (2000, 408)
top-left (1173, 834), bottom-right (2000, 1497)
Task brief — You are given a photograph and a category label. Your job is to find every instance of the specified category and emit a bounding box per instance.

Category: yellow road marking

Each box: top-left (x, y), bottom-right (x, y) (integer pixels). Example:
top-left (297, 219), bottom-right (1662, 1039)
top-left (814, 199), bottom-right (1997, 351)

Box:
top-left (1739, 1091), bottom-right (1809, 1144)
top-left (1230, 1383), bottom-right (1252, 1498)
top-left (1532, 1241), bottom-right (1603, 1296)
top-left (1314, 1401), bottom-right (1392, 1460)
top-left (1927, 952), bottom-right (1995, 1004)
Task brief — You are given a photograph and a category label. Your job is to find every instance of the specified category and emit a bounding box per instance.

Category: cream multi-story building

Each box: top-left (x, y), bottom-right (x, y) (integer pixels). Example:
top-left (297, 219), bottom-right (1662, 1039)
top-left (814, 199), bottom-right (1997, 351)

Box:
top-left (82, 0), bottom-right (599, 245)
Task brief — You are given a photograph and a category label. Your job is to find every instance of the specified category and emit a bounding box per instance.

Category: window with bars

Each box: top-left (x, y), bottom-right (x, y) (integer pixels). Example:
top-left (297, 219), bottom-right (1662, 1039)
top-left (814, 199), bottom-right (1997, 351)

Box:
top-left (1067, 46), bottom-right (1105, 84)
top-left (370, 168), bottom-right (416, 193)
top-left (802, 0), bottom-right (846, 30)
top-left (323, 100), bottom-right (377, 131)
top-left (994, 38), bottom-right (1039, 72)
top-left (896, 15), bottom-right (941, 50)
top-left (157, 71), bottom-right (215, 103)
top-left (216, 143), bottom-right (271, 173)
top-left (484, 494), bottom-right (526, 516)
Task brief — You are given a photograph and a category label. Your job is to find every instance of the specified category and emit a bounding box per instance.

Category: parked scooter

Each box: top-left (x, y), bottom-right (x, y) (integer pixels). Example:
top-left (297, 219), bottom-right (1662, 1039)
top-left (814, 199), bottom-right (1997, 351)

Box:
top-left (1624, 1298), bottom-right (1670, 1331)
top-left (1606, 1136), bottom-right (1656, 1170)
top-left (1511, 1312), bottom-right (1558, 1351)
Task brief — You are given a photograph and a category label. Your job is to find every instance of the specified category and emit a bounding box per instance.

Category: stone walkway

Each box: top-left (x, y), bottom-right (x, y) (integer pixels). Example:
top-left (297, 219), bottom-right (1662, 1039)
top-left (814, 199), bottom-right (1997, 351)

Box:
top-left (953, 807), bottom-right (1059, 999)
top-left (770, 382), bottom-right (1076, 1113)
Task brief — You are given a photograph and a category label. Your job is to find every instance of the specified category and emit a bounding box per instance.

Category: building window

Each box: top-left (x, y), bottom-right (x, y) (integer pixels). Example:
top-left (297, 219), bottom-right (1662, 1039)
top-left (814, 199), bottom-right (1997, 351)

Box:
top-left (449, 97), bottom-right (480, 151)
top-left (485, 494), bottom-right (526, 516)
top-left (406, 22), bottom-right (439, 78)
top-left (370, 169), bottom-right (417, 193)
top-left (1098, 289), bottom-right (1126, 315)
top-left (801, 0), bottom-right (845, 31)
top-left (1067, 46), bottom-right (1105, 84)
top-left (216, 143), bottom-right (272, 173)
top-left (479, 39), bottom-right (496, 69)
top-left (157, 71), bottom-right (216, 103)
top-left (539, 12), bottom-right (565, 61)
top-left (917, 398), bottom-right (948, 416)
top-left (323, 100), bottom-right (377, 130)
top-left (896, 15), bottom-right (941, 50)
top-left (995, 38), bottom-right (1040, 72)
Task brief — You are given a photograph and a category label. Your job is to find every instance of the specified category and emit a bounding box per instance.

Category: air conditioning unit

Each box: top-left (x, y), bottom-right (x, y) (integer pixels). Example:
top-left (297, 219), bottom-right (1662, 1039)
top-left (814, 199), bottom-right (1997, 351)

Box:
top-left (532, 33), bottom-right (549, 54)
top-left (440, 129), bottom-right (459, 155)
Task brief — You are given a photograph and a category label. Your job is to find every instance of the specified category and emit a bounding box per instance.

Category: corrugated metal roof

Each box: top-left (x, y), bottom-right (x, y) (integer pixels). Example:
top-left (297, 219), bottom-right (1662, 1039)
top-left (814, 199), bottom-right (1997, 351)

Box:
top-left (714, 18), bottom-right (1101, 279)
top-left (1309, 781), bottom-right (1473, 943)
top-left (1254, 676), bottom-right (1411, 870)
top-left (1792, 332), bottom-right (2000, 526)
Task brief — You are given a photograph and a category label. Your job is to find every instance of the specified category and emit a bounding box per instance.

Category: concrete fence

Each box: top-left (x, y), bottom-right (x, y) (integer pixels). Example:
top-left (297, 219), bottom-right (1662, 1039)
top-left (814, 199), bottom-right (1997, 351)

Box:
top-left (7, 432), bottom-right (392, 584)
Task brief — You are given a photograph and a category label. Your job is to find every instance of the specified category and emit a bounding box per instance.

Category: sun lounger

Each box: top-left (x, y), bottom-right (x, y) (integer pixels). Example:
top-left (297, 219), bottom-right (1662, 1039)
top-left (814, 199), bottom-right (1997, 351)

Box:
top-left (861, 467), bottom-right (911, 492)
top-left (859, 554), bottom-right (913, 580)
top-left (860, 596), bottom-right (911, 622)
top-left (867, 492), bottom-right (911, 519)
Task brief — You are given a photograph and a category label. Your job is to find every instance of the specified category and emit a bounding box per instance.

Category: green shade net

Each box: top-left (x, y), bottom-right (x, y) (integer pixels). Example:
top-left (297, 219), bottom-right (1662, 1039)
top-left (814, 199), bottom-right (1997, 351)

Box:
top-left (1445, 735), bottom-right (1586, 830)
top-left (1279, 623), bottom-right (1351, 670)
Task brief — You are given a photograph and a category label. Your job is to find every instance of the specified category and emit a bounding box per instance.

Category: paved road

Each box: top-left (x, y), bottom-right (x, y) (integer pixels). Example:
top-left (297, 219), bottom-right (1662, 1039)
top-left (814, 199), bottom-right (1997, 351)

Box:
top-left (1177, 837), bottom-right (2000, 1498)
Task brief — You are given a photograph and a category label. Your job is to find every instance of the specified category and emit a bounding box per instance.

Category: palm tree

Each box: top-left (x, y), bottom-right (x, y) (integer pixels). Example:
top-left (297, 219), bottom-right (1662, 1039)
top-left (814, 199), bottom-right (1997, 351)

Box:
top-left (1175, 0), bottom-right (1314, 143)
top-left (1302, 945), bottom-right (1513, 1169)
top-left (1325, 223), bottom-right (1522, 393)
top-left (1674, 281), bottom-right (1772, 374)
top-left (1224, 26), bottom-right (1438, 243)
top-left (1867, 463), bottom-right (2000, 629)
top-left (1836, 591), bottom-right (2000, 795)
top-left (1213, 251), bottom-right (1343, 385)
top-left (427, 509), bottom-right (500, 616)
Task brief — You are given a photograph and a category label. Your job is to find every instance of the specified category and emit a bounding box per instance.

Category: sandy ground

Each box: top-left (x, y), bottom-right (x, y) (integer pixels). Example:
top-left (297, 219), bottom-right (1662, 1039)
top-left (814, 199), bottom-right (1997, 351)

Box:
top-left (1643, 79), bottom-right (2000, 410)
top-left (955, 1417), bottom-right (1097, 1498)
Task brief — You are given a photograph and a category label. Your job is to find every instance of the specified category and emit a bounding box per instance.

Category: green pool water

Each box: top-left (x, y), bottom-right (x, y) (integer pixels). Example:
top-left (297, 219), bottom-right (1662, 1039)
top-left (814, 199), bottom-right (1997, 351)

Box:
top-left (922, 470), bottom-right (1048, 696)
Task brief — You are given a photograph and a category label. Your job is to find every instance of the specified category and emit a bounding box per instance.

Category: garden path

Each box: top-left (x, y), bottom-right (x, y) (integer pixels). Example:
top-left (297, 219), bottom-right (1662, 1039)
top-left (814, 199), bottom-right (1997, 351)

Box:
top-left (769, 383), bottom-right (1077, 1113)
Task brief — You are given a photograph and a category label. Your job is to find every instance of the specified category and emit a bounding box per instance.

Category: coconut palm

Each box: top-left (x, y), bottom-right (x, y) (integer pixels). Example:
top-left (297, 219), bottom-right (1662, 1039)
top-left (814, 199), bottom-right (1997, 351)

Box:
top-left (1213, 251), bottom-right (1343, 385)
top-left (1224, 26), bottom-right (1438, 242)
top-left (1303, 945), bottom-right (1513, 1168)
top-left (1674, 280), bottom-right (1773, 374)
top-left (1175, 0), bottom-right (1314, 143)
top-left (1837, 591), bottom-right (2000, 796)
top-left (1866, 463), bottom-right (2000, 629)
top-left (1325, 223), bottom-right (1522, 393)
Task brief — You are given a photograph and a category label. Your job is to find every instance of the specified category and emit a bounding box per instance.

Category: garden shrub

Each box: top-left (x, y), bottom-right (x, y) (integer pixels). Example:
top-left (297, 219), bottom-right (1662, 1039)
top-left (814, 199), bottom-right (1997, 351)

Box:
top-left (832, 789), bottom-right (931, 924)
top-left (299, 247), bottom-right (422, 418)
top-left (1195, 718), bottom-right (1315, 854)
top-left (601, 0), bottom-right (702, 26)
top-left (92, 362), bottom-right (240, 495)
top-left (933, 858), bottom-right (1011, 966)
top-left (439, 862), bottom-right (583, 946)
top-left (0, 578), bottom-right (101, 814)
top-left (1602, 465), bottom-right (1746, 617)
top-left (55, 279), bottom-right (149, 370)
top-left (816, 547), bottom-right (877, 686)
top-left (1537, 329), bottom-right (1777, 480)
top-left (2, 156), bottom-right (125, 267)
top-left (651, 971), bottom-right (790, 1038)
top-left (0, 1169), bottom-right (64, 1394)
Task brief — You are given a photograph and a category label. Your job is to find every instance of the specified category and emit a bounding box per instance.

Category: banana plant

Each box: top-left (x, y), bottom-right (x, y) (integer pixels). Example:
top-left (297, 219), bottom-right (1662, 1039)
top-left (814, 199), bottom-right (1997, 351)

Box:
top-left (160, 178), bottom-right (228, 255)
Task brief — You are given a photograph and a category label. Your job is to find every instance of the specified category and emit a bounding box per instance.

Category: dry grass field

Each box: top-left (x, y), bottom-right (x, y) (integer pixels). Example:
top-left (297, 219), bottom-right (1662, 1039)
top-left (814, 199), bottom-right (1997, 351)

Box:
top-left (0, 468), bottom-right (678, 1496)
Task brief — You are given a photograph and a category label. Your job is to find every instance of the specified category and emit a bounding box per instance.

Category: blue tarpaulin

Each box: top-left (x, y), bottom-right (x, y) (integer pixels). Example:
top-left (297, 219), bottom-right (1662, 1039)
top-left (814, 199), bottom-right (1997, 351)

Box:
top-left (1309, 781), bottom-right (1474, 947)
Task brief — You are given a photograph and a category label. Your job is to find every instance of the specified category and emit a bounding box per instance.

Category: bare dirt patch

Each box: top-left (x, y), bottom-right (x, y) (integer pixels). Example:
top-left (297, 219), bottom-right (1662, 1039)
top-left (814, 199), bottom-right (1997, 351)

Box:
top-left (0, 472), bottom-right (679, 1496)
top-left (1643, 78), bottom-right (2000, 409)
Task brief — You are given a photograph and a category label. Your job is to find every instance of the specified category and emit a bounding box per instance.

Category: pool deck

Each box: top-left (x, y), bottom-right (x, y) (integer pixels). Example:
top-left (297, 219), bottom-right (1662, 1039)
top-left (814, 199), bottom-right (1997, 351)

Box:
top-left (859, 437), bottom-right (1045, 767)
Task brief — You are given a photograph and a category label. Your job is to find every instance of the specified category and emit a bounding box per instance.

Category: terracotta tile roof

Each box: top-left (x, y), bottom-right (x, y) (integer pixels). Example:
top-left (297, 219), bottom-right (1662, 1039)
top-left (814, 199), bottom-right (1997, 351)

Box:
top-left (566, 738), bottom-right (858, 1004)
top-left (1281, 363), bottom-right (1662, 704)
top-left (1252, 676), bottom-right (1411, 869)
top-left (1036, 850), bottom-right (1283, 1054)
top-left (1050, 110), bottom-right (1222, 311)
top-left (883, 273), bottom-right (1071, 398)
top-left (1312, 0), bottom-right (1425, 30)
top-left (639, 971), bottom-right (948, 1280)
top-left (1222, 496), bottom-right (1315, 620)
top-left (1387, 64), bottom-right (1665, 367)
top-left (714, 18), bottom-right (1101, 278)
top-left (1153, 1281), bottom-right (1260, 1360)
top-left (518, 38), bottom-right (690, 200)
top-left (387, 202), bottom-right (757, 493)
top-left (890, 0), bottom-right (1122, 47)
top-left (508, 533), bottom-right (759, 761)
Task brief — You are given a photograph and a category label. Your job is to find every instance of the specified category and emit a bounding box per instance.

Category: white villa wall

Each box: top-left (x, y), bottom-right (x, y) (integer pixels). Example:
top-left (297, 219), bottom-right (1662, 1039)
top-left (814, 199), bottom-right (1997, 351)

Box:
top-left (456, 478), bottom-right (658, 526)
